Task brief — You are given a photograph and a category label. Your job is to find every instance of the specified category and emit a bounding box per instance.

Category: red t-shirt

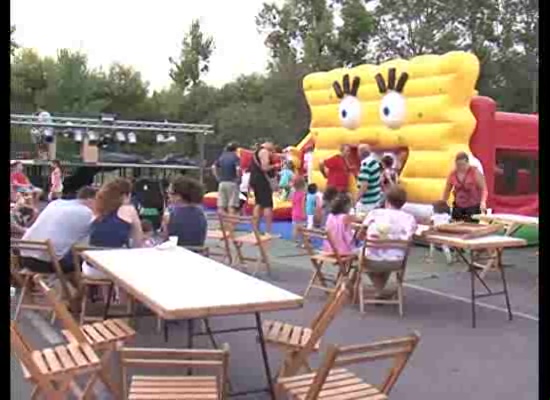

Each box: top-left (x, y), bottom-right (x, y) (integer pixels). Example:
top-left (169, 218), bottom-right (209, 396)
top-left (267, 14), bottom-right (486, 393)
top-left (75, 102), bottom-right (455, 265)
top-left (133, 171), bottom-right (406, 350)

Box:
top-left (11, 172), bottom-right (30, 187)
top-left (324, 154), bottom-right (349, 192)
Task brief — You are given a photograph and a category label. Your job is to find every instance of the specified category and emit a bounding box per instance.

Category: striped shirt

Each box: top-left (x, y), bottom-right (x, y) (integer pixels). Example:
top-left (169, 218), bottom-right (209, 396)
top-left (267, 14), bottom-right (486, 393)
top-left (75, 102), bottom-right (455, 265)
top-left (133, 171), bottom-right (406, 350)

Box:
top-left (358, 155), bottom-right (382, 205)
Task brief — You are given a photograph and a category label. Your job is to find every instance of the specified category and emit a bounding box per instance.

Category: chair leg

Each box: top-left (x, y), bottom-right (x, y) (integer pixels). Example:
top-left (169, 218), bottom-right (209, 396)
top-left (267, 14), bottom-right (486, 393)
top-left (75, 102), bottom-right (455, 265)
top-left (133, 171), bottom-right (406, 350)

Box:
top-left (303, 271), bottom-right (318, 298)
top-left (14, 276), bottom-right (30, 321)
top-left (80, 285), bottom-right (89, 325)
top-left (359, 276), bottom-right (365, 314)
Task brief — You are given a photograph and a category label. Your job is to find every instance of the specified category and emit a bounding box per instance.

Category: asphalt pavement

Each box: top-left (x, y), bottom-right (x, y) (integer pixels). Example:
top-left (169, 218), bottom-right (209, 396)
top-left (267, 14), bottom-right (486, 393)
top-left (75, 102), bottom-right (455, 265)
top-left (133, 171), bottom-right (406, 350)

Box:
top-left (10, 240), bottom-right (538, 399)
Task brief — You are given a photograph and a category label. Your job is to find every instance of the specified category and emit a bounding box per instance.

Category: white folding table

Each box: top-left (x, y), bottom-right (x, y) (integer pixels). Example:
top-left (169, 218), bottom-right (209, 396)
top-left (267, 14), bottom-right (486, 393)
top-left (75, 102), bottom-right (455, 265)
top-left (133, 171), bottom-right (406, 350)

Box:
top-left (420, 233), bottom-right (526, 328)
top-left (82, 247), bottom-right (304, 399)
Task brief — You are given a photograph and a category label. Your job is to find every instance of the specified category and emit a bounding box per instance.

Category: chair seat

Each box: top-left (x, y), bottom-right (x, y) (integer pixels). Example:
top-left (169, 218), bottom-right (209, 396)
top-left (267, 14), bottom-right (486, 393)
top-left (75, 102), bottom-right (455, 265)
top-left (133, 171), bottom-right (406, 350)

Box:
top-left (21, 342), bottom-right (100, 380)
top-left (263, 320), bottom-right (320, 351)
top-left (278, 368), bottom-right (388, 400)
top-left (207, 230), bottom-right (228, 240)
top-left (128, 375), bottom-right (219, 400)
top-left (62, 318), bottom-right (136, 347)
top-left (233, 232), bottom-right (275, 245)
top-left (312, 253), bottom-right (358, 264)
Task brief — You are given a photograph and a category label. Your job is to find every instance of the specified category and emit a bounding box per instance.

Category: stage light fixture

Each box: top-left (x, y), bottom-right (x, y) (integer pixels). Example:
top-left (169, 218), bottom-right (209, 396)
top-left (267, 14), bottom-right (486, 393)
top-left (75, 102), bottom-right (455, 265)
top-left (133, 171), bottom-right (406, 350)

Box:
top-left (127, 132), bottom-right (137, 144)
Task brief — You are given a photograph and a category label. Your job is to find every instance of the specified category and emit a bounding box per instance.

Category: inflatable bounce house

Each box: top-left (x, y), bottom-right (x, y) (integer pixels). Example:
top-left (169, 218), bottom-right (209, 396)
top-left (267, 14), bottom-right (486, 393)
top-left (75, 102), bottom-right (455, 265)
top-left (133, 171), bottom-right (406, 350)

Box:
top-left (204, 51), bottom-right (538, 240)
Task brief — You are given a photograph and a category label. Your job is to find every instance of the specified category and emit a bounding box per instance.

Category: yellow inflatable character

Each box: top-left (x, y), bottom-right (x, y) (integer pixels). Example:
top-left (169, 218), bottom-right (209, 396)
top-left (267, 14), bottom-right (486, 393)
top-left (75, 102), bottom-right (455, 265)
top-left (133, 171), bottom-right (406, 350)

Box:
top-left (303, 51), bottom-right (480, 210)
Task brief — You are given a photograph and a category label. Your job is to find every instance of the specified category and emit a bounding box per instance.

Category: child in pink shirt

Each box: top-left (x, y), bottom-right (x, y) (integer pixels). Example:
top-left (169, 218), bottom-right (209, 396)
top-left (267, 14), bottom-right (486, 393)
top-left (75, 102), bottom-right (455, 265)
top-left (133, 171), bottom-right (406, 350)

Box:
top-left (323, 193), bottom-right (355, 255)
top-left (291, 176), bottom-right (307, 246)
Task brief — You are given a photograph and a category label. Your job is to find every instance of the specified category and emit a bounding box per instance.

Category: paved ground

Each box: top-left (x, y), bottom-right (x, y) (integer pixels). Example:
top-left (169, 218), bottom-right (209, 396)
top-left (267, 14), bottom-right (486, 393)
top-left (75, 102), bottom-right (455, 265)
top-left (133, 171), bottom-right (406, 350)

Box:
top-left (11, 238), bottom-right (538, 399)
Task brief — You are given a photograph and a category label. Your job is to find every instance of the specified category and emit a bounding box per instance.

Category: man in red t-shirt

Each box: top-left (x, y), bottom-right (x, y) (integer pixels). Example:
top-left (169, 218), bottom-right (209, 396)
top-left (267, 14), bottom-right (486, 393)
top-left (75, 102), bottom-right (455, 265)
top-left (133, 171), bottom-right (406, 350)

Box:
top-left (320, 145), bottom-right (353, 192)
top-left (11, 161), bottom-right (43, 206)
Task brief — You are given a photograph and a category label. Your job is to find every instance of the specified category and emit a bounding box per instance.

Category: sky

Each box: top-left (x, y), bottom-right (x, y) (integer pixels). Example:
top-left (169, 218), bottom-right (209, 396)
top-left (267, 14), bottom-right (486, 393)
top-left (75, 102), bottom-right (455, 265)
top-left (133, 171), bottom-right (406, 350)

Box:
top-left (11, 0), bottom-right (281, 92)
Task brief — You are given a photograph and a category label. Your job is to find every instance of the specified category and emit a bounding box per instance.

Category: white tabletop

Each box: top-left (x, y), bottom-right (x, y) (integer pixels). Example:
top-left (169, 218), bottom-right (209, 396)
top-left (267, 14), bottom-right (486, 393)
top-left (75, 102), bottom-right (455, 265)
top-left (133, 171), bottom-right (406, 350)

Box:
top-left (422, 233), bottom-right (526, 250)
top-left (475, 213), bottom-right (539, 226)
top-left (82, 247), bottom-right (303, 320)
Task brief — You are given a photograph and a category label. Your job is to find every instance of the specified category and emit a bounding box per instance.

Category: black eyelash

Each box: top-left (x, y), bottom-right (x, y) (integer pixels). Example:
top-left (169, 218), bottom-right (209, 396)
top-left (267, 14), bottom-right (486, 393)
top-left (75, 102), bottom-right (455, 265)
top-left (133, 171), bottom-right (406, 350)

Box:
top-left (333, 74), bottom-right (361, 99)
top-left (375, 69), bottom-right (409, 94)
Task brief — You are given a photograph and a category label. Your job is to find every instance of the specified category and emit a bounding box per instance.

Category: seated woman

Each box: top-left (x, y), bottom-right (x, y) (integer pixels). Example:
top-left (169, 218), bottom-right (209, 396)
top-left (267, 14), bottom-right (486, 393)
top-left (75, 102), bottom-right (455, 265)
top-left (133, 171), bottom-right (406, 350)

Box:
top-left (361, 185), bottom-right (417, 295)
top-left (83, 178), bottom-right (144, 279)
top-left (162, 176), bottom-right (207, 249)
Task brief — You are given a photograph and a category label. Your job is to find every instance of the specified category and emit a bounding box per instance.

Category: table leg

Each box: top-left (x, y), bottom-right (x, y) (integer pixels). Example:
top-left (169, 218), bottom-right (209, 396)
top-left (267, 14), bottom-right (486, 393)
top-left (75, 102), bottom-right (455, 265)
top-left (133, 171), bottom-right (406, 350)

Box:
top-left (188, 319), bottom-right (194, 376)
top-left (470, 263), bottom-right (476, 328)
top-left (498, 251), bottom-right (513, 321)
top-left (255, 312), bottom-right (275, 400)
top-left (103, 283), bottom-right (114, 320)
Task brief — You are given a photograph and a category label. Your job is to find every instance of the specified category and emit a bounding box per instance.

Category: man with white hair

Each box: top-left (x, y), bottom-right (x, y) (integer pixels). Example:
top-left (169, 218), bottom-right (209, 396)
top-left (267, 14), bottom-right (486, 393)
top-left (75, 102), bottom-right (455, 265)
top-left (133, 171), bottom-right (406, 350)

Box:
top-left (356, 144), bottom-right (382, 215)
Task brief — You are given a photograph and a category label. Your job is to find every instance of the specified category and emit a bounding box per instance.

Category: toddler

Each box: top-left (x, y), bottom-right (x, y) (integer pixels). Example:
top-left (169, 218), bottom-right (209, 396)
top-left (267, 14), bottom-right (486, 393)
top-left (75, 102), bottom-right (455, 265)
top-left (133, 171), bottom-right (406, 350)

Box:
top-left (306, 183), bottom-right (319, 229)
top-left (323, 193), bottom-right (355, 255)
top-left (279, 161), bottom-right (295, 200)
top-left (291, 176), bottom-right (307, 246)
top-left (427, 200), bottom-right (453, 264)
top-left (141, 219), bottom-right (158, 247)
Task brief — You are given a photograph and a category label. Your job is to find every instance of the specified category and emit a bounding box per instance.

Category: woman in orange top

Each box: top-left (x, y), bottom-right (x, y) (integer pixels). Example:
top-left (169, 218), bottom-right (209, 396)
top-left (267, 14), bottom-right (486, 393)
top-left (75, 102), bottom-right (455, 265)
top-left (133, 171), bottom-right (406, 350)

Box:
top-left (442, 152), bottom-right (488, 222)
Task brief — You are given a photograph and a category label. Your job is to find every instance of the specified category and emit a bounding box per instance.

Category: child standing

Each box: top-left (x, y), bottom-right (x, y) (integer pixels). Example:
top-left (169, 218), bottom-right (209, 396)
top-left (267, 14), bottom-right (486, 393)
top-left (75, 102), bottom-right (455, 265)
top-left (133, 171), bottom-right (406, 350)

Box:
top-left (305, 183), bottom-right (319, 229)
top-left (380, 155), bottom-right (398, 200)
top-left (279, 161), bottom-right (295, 200)
top-left (323, 193), bottom-right (355, 255)
top-left (426, 200), bottom-right (453, 264)
top-left (291, 176), bottom-right (307, 246)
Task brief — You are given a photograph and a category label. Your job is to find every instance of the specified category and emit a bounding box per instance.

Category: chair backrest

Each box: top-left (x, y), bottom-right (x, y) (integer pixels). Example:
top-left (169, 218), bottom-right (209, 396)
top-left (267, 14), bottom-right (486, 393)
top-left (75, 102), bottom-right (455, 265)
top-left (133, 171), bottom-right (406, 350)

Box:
top-left (285, 283), bottom-right (349, 376)
top-left (71, 244), bottom-right (110, 281)
top-left (358, 237), bottom-right (412, 272)
top-left (219, 212), bottom-right (262, 241)
top-left (305, 332), bottom-right (421, 399)
top-left (33, 276), bottom-right (88, 343)
top-left (120, 344), bottom-right (230, 400)
top-left (11, 321), bottom-right (57, 392)
top-left (299, 227), bottom-right (347, 268)
top-left (11, 239), bottom-right (73, 300)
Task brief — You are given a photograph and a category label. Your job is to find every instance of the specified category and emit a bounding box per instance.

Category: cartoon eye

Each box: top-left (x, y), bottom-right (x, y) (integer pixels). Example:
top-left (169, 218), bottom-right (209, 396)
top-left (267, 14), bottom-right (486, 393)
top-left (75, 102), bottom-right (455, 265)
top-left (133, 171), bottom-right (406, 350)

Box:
top-left (333, 74), bottom-right (361, 130)
top-left (379, 92), bottom-right (406, 129)
top-left (339, 96), bottom-right (362, 130)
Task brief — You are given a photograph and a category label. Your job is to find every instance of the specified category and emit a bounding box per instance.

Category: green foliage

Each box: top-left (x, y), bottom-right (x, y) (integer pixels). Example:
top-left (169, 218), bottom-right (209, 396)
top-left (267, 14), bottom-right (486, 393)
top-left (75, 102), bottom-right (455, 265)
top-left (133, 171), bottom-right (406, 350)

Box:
top-left (169, 19), bottom-right (214, 92)
top-left (10, 0), bottom-right (539, 158)
top-left (10, 25), bottom-right (18, 55)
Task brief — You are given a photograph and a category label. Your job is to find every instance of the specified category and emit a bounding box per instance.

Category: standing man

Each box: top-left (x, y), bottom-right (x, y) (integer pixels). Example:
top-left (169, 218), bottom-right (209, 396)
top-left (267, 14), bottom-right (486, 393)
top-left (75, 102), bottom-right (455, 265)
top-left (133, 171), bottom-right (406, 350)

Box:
top-left (211, 142), bottom-right (241, 214)
top-left (320, 144), bottom-right (353, 193)
top-left (355, 144), bottom-right (382, 215)
top-left (36, 106), bottom-right (55, 160)
top-left (249, 142), bottom-right (277, 234)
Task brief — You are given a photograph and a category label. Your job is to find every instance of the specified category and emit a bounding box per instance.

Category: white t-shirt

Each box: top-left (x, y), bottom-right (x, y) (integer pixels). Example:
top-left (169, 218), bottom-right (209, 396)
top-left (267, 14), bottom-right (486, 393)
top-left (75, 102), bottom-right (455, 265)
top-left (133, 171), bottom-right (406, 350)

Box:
top-left (240, 172), bottom-right (250, 193)
top-left (469, 155), bottom-right (484, 176)
top-left (38, 111), bottom-right (53, 137)
top-left (304, 151), bottom-right (314, 180)
top-left (431, 212), bottom-right (451, 226)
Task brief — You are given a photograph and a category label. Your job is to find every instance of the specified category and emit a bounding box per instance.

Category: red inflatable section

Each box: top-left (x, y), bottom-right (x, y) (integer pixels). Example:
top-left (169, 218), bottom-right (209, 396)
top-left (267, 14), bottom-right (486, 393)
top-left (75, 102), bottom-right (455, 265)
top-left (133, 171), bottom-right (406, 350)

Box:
top-left (469, 97), bottom-right (538, 216)
top-left (237, 148), bottom-right (284, 172)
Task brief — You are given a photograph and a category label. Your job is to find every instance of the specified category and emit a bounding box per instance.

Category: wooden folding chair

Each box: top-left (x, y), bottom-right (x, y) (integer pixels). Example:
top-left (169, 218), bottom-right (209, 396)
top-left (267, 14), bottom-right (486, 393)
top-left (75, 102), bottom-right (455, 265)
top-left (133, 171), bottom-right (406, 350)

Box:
top-left (206, 212), bottom-right (234, 264)
top-left (300, 227), bottom-right (358, 298)
top-left (219, 213), bottom-right (277, 275)
top-left (34, 275), bottom-right (136, 399)
top-left (11, 320), bottom-right (102, 400)
top-left (11, 239), bottom-right (79, 322)
top-left (277, 332), bottom-right (421, 400)
top-left (72, 244), bottom-right (117, 324)
top-left (355, 238), bottom-right (412, 317)
top-left (263, 283), bottom-right (349, 378)
top-left (120, 344), bottom-right (230, 400)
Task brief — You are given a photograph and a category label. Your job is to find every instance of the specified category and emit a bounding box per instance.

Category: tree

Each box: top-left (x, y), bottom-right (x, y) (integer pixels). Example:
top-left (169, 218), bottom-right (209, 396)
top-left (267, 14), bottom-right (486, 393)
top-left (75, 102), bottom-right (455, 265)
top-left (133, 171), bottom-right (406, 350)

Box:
top-left (10, 25), bottom-right (18, 56)
top-left (11, 49), bottom-right (48, 110)
top-left (101, 63), bottom-right (149, 118)
top-left (169, 19), bottom-right (214, 92)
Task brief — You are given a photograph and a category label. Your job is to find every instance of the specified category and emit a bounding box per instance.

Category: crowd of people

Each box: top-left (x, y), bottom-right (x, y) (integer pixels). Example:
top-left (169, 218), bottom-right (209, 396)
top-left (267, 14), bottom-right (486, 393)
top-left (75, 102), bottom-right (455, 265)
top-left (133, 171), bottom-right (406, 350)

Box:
top-left (210, 141), bottom-right (489, 271)
top-left (11, 139), bottom-right (489, 300)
